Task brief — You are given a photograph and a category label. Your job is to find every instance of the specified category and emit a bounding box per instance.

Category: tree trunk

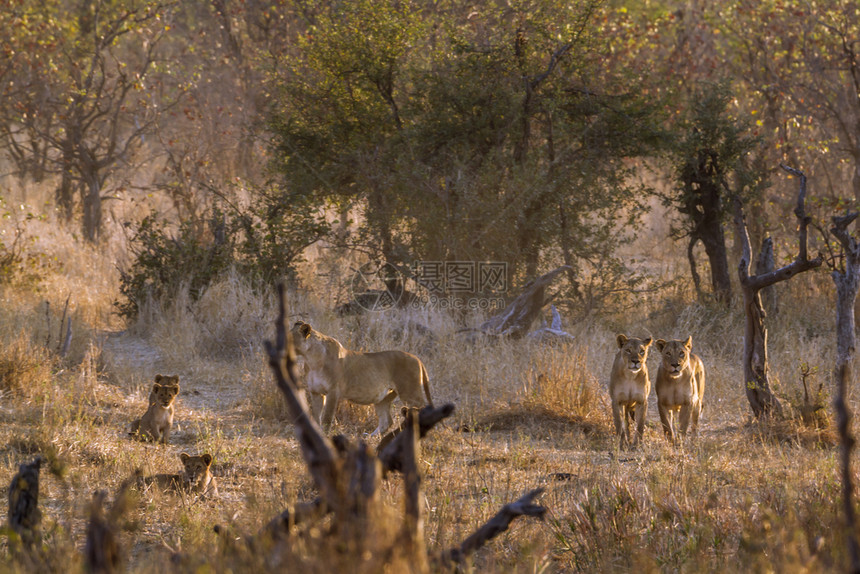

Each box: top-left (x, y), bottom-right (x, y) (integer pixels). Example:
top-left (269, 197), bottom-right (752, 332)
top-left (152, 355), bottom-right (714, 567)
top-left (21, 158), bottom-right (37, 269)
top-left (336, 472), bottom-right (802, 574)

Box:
top-left (82, 174), bottom-right (101, 243)
top-left (694, 177), bottom-right (732, 302)
top-left (756, 236), bottom-right (777, 317)
top-left (738, 286), bottom-right (781, 417)
top-left (732, 165), bottom-right (822, 418)
top-left (368, 186), bottom-right (394, 263)
top-left (57, 139), bottom-right (76, 222)
top-left (830, 212), bottom-right (860, 572)
top-left (687, 237), bottom-right (704, 301)
top-left (699, 222), bottom-right (732, 302)
top-left (853, 156), bottom-right (860, 206)
top-left (477, 265), bottom-right (570, 339)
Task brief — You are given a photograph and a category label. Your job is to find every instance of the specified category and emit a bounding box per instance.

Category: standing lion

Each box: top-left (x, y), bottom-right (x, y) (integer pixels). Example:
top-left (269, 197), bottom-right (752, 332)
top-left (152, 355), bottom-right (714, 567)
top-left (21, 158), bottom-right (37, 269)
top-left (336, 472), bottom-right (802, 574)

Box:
top-left (290, 321), bottom-right (433, 435)
top-left (609, 334), bottom-right (653, 448)
top-left (655, 336), bottom-right (705, 445)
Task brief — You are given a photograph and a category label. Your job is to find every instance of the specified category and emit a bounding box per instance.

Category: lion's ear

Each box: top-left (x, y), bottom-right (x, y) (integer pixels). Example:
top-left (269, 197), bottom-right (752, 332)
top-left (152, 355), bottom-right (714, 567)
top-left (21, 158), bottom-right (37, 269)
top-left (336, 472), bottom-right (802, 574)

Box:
top-left (300, 323), bottom-right (312, 339)
top-left (151, 383), bottom-right (161, 393)
top-left (180, 453), bottom-right (190, 462)
top-left (154, 374), bottom-right (164, 383)
top-left (616, 334), bottom-right (628, 348)
top-left (202, 454), bottom-right (213, 466)
top-left (642, 337), bottom-right (652, 349)
top-left (684, 336), bottom-right (692, 349)
top-left (655, 339), bottom-right (666, 352)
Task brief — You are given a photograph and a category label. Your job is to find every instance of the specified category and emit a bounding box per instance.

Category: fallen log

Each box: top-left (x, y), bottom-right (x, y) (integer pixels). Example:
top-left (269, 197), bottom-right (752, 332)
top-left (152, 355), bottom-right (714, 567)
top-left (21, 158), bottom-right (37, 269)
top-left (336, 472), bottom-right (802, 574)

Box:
top-left (462, 265), bottom-right (571, 340)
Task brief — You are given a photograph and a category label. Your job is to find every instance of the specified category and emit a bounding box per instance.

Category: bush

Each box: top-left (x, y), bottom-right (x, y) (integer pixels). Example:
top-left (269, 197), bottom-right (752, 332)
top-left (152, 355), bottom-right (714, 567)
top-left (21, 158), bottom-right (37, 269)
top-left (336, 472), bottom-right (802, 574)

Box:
top-left (116, 189), bottom-right (328, 320)
top-left (115, 210), bottom-right (234, 319)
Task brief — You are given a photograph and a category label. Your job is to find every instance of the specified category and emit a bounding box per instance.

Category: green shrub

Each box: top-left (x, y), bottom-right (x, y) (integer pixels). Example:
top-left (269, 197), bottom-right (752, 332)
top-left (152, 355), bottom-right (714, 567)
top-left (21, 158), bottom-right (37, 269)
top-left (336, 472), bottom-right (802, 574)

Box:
top-left (116, 190), bottom-right (328, 319)
top-left (115, 210), bottom-right (234, 319)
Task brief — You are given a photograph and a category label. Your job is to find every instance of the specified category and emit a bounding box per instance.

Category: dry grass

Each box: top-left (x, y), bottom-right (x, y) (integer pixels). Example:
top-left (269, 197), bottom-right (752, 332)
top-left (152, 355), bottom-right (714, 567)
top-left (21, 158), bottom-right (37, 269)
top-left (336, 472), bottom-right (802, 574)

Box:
top-left (0, 183), bottom-right (856, 573)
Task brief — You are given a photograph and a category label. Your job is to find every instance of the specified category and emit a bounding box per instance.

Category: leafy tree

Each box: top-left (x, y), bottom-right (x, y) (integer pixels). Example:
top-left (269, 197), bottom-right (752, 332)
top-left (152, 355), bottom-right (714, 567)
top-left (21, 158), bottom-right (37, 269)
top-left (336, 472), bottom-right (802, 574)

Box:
top-left (116, 210), bottom-right (235, 319)
top-left (0, 0), bottom-right (181, 242)
top-left (666, 83), bottom-right (763, 303)
top-left (717, 0), bottom-right (860, 201)
top-left (265, 0), bottom-right (666, 295)
top-left (265, 0), bottom-right (420, 266)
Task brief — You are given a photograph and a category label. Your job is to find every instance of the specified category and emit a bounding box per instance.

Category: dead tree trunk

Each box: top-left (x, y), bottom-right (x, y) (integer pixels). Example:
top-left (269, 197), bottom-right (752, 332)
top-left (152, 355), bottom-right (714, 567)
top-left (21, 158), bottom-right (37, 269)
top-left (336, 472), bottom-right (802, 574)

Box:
top-left (732, 165), bottom-right (822, 418)
top-left (7, 457), bottom-right (43, 555)
top-left (830, 212), bottom-right (860, 572)
top-left (85, 475), bottom-right (134, 574)
top-left (756, 236), bottom-right (777, 317)
top-left (477, 265), bottom-right (571, 339)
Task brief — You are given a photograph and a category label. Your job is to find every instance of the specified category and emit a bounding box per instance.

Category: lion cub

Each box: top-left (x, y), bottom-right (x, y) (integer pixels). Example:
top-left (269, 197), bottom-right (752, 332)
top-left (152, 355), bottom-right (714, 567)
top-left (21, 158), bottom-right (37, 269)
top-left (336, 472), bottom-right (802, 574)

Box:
top-left (655, 337), bottom-right (705, 445)
top-left (139, 453), bottom-right (218, 498)
top-left (609, 335), bottom-right (653, 448)
top-left (129, 375), bottom-right (179, 444)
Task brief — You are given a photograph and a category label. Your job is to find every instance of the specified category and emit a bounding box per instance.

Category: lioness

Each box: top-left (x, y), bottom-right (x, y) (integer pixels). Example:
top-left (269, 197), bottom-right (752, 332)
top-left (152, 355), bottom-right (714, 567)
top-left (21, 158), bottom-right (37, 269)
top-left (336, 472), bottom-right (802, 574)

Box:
top-left (609, 334), bottom-right (653, 448)
top-left (139, 453), bottom-right (218, 498)
top-left (655, 337), bottom-right (705, 445)
top-left (129, 375), bottom-right (179, 444)
top-left (290, 321), bottom-right (433, 435)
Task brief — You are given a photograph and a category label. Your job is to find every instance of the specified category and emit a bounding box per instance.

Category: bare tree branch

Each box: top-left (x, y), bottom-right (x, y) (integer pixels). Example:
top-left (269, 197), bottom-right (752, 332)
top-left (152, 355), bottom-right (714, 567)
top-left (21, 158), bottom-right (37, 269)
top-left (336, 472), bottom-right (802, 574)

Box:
top-left (438, 488), bottom-right (546, 567)
top-left (263, 283), bottom-right (343, 511)
top-left (734, 165), bottom-right (822, 418)
top-left (377, 404), bottom-right (455, 475)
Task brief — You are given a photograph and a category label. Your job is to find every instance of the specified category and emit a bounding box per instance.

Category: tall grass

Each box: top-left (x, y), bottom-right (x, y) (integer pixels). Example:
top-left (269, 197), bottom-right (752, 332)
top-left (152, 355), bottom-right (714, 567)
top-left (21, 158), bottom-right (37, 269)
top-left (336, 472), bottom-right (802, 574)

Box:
top-left (0, 178), bottom-right (855, 572)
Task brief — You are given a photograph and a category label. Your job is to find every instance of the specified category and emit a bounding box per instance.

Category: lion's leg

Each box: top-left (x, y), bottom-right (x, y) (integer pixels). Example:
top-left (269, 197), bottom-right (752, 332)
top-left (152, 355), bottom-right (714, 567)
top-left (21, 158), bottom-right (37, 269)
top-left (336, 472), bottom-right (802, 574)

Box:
top-left (622, 405), bottom-right (634, 448)
top-left (161, 424), bottom-right (170, 444)
top-left (612, 401), bottom-right (626, 448)
top-left (633, 400), bottom-right (647, 447)
top-left (658, 403), bottom-right (675, 445)
top-left (679, 403), bottom-right (692, 439)
top-left (690, 400), bottom-right (701, 437)
top-left (371, 391), bottom-right (396, 436)
top-left (307, 391), bottom-right (324, 422)
top-left (320, 393), bottom-right (339, 432)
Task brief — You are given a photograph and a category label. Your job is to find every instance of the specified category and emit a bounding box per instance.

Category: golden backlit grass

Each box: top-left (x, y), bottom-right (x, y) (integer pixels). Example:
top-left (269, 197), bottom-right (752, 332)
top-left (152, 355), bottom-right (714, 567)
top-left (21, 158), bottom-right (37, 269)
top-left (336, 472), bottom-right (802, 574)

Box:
top-left (0, 186), bottom-right (855, 572)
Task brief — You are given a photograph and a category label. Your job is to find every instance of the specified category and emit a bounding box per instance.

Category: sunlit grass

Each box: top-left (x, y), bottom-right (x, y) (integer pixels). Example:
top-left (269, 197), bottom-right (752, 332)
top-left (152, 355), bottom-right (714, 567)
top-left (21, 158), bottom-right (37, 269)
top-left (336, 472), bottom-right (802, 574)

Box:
top-left (0, 180), bottom-right (853, 572)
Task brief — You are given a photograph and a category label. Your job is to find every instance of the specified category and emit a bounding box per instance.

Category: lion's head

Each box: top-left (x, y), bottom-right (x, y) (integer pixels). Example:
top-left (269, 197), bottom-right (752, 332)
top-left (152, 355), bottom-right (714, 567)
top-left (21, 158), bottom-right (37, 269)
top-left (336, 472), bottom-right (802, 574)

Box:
top-left (655, 337), bottom-right (693, 378)
top-left (616, 334), bottom-right (652, 373)
top-left (290, 321), bottom-right (342, 363)
top-left (150, 375), bottom-right (180, 407)
top-left (179, 452), bottom-right (213, 487)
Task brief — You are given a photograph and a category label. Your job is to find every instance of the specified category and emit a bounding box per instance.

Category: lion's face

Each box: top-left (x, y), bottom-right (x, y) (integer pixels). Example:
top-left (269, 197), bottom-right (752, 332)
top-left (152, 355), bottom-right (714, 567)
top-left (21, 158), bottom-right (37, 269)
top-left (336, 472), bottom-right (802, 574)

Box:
top-left (180, 453), bottom-right (213, 485)
top-left (151, 380), bottom-right (179, 408)
top-left (616, 334), bottom-right (652, 373)
top-left (656, 337), bottom-right (692, 378)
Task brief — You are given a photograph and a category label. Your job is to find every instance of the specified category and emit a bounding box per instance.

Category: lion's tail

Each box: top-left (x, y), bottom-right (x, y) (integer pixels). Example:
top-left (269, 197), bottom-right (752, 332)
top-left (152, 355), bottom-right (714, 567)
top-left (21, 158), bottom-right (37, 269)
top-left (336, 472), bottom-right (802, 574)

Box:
top-left (421, 363), bottom-right (433, 407)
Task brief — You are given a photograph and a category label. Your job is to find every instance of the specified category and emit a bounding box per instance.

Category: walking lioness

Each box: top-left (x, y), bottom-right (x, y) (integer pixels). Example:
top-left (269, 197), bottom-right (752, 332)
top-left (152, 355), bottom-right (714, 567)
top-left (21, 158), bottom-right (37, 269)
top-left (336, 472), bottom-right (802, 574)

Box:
top-left (655, 336), bottom-right (705, 446)
top-left (290, 321), bottom-right (433, 435)
top-left (609, 334), bottom-right (653, 448)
